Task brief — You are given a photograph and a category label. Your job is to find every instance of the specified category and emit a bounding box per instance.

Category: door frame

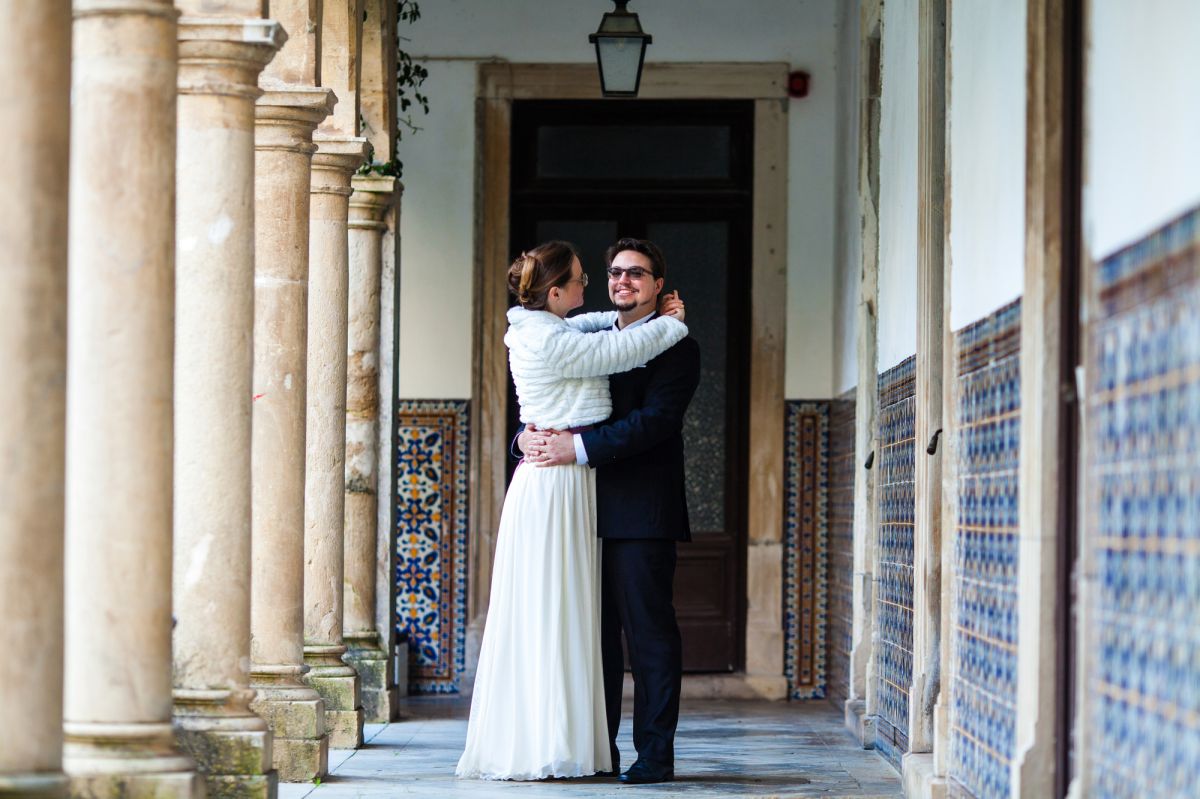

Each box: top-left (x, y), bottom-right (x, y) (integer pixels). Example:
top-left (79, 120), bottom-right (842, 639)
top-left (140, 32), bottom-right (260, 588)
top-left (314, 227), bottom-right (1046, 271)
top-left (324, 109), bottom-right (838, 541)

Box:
top-left (468, 62), bottom-right (790, 695)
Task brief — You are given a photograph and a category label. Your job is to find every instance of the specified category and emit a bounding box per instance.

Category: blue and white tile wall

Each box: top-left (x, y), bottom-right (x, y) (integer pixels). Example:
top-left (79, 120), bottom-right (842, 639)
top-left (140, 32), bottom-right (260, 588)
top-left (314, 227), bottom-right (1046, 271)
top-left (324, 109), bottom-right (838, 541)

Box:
top-left (394, 400), bottom-right (470, 694)
top-left (948, 299), bottom-right (1021, 799)
top-left (874, 357), bottom-right (916, 769)
top-left (1083, 207), bottom-right (1200, 796)
top-left (783, 401), bottom-right (829, 699)
top-left (826, 389), bottom-right (857, 707)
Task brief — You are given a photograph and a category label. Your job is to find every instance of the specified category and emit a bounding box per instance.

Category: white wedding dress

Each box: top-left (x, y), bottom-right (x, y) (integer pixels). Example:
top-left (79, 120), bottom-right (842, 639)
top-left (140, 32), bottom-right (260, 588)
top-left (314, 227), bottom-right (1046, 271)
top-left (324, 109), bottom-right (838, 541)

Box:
top-left (455, 307), bottom-right (688, 780)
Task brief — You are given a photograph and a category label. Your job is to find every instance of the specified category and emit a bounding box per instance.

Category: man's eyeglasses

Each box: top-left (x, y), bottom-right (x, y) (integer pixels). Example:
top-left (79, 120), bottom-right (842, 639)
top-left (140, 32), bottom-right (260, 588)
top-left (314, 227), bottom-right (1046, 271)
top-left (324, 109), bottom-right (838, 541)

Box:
top-left (606, 266), bottom-right (654, 281)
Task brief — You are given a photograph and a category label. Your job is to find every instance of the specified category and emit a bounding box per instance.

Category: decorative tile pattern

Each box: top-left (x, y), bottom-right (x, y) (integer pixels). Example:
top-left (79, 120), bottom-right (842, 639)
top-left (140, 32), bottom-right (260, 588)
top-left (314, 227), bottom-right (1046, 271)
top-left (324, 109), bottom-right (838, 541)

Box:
top-left (873, 357), bottom-right (916, 769)
top-left (394, 400), bottom-right (469, 694)
top-left (1082, 208), bottom-right (1200, 797)
top-left (826, 389), bottom-right (857, 707)
top-left (948, 299), bottom-right (1022, 799)
top-left (784, 400), bottom-right (830, 699)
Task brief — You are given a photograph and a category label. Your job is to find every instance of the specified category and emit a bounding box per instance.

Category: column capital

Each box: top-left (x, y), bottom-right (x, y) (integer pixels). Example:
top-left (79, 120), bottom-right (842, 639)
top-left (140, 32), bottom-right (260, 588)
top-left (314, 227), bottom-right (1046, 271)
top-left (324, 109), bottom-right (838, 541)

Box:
top-left (311, 135), bottom-right (369, 196)
top-left (255, 86), bottom-right (336, 154)
top-left (177, 19), bottom-right (285, 99)
top-left (348, 175), bottom-right (397, 230)
top-left (350, 173), bottom-right (398, 196)
top-left (178, 16), bottom-right (285, 48)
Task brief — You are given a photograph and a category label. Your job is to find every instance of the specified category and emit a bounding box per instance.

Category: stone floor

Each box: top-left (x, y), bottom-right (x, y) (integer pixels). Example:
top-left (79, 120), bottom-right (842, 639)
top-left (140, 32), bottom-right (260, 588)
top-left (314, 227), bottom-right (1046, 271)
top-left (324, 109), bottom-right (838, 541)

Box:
top-left (279, 697), bottom-right (902, 798)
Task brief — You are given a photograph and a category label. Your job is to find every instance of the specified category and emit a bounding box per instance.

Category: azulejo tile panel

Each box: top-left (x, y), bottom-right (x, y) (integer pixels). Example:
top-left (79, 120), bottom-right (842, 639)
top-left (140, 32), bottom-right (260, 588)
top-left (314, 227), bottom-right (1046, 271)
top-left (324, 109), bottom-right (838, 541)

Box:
top-left (874, 357), bottom-right (915, 769)
top-left (1083, 207), bottom-right (1200, 797)
top-left (948, 298), bottom-right (1021, 799)
top-left (783, 400), bottom-right (830, 700)
top-left (826, 389), bottom-right (857, 707)
top-left (394, 400), bottom-right (469, 694)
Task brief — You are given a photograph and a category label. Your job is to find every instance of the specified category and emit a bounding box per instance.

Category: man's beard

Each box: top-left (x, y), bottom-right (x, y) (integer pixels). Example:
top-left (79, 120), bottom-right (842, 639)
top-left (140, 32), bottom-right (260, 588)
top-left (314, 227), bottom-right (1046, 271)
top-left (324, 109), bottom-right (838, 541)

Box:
top-left (613, 298), bottom-right (637, 312)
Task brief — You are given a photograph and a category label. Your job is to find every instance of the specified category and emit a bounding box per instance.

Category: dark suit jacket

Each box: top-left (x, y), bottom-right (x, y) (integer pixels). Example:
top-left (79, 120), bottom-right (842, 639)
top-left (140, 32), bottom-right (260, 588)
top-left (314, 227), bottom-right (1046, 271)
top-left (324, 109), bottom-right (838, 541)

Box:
top-left (580, 336), bottom-right (701, 541)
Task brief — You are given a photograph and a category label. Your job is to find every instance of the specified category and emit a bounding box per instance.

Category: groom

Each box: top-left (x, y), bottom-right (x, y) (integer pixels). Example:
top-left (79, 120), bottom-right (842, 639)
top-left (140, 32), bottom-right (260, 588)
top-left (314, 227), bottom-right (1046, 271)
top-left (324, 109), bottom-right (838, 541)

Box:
top-left (522, 237), bottom-right (700, 784)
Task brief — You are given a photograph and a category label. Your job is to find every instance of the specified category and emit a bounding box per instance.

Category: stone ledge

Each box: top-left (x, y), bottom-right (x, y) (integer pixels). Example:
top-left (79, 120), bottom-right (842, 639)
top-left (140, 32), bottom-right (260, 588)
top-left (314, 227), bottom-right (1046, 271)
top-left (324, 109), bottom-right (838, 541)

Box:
top-left (901, 752), bottom-right (946, 799)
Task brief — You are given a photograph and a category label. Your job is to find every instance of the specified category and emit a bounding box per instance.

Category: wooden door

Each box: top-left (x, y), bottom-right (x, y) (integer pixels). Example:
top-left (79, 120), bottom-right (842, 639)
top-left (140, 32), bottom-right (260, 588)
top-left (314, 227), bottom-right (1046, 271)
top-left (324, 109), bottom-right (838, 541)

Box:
top-left (507, 100), bottom-right (753, 671)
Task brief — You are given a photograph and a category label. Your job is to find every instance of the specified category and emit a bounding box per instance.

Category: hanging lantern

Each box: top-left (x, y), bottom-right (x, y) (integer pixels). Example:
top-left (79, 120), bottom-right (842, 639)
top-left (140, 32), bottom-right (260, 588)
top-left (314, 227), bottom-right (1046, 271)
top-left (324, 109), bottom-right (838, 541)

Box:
top-left (589, 1), bottom-right (653, 97)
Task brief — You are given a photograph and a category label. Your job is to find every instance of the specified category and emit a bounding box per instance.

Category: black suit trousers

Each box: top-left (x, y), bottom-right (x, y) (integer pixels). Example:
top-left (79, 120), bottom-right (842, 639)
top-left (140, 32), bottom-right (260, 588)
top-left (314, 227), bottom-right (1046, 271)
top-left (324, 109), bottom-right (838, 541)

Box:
top-left (601, 538), bottom-right (682, 767)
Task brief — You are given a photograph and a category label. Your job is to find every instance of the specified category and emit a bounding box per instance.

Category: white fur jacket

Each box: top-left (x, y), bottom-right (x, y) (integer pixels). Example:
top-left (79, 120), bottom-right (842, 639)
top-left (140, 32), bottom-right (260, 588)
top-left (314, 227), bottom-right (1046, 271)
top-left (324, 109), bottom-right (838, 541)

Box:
top-left (504, 307), bottom-right (689, 430)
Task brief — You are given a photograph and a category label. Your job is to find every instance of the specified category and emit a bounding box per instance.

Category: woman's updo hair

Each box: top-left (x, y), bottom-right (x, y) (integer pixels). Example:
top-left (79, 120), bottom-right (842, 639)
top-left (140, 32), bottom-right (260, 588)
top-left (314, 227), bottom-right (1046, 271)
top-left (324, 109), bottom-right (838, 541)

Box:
top-left (507, 240), bottom-right (580, 310)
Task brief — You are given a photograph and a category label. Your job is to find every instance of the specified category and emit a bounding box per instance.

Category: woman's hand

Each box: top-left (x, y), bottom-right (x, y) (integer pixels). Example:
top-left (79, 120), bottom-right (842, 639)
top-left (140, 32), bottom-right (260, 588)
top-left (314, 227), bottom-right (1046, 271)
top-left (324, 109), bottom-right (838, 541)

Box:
top-left (519, 426), bottom-right (575, 466)
top-left (658, 290), bottom-right (686, 322)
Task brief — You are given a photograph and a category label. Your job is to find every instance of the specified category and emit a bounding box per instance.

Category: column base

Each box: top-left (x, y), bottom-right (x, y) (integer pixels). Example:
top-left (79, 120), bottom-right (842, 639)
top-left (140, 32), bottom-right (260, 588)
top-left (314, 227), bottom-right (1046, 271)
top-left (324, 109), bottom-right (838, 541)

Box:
top-left (67, 772), bottom-right (199, 799)
top-left (248, 677), bottom-right (328, 782)
top-left (345, 633), bottom-right (397, 723)
top-left (173, 704), bottom-right (277, 799)
top-left (63, 721), bottom-right (198, 799)
top-left (203, 773), bottom-right (276, 799)
top-left (844, 699), bottom-right (876, 748)
top-left (0, 773), bottom-right (68, 798)
top-left (304, 646), bottom-right (364, 749)
top-left (902, 752), bottom-right (947, 799)
top-left (318, 707), bottom-right (363, 752)
top-left (268, 737), bottom-right (327, 784)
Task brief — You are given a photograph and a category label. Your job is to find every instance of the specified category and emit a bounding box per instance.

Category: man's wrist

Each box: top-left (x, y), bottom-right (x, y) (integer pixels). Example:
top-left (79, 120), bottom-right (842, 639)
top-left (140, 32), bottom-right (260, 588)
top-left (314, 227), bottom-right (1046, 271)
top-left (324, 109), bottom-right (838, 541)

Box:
top-left (573, 433), bottom-right (589, 466)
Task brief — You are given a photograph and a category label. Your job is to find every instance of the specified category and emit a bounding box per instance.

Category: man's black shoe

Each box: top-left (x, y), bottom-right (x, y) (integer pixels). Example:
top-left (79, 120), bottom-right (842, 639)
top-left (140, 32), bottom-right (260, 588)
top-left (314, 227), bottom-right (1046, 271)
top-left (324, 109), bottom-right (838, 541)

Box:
top-left (619, 760), bottom-right (674, 784)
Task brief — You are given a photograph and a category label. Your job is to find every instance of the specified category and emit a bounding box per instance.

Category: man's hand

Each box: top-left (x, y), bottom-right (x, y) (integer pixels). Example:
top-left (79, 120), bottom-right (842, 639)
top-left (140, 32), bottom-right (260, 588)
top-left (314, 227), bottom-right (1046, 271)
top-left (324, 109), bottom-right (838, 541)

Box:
top-left (525, 429), bottom-right (577, 467)
top-left (658, 290), bottom-right (685, 322)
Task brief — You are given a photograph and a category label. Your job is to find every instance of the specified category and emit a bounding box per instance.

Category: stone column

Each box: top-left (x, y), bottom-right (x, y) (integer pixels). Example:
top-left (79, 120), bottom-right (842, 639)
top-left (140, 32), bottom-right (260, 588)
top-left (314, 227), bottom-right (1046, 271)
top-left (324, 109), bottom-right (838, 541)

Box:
top-left (343, 175), bottom-right (397, 723)
top-left (303, 134), bottom-right (369, 749)
top-left (172, 13), bottom-right (284, 799)
top-left (907, 0), bottom-right (947, 769)
top-left (249, 85), bottom-right (336, 783)
top-left (63, 1), bottom-right (199, 796)
top-left (0, 4), bottom-right (70, 798)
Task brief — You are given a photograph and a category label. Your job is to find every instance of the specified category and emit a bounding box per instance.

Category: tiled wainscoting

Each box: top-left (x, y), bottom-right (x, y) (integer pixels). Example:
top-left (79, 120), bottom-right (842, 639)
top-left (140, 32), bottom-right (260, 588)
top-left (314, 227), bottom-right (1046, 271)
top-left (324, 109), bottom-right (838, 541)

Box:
top-left (948, 300), bottom-right (1021, 798)
top-left (394, 400), bottom-right (470, 694)
top-left (1081, 208), bottom-right (1199, 795)
top-left (825, 390), bottom-right (857, 707)
top-left (783, 401), bottom-right (830, 699)
top-left (873, 357), bottom-right (916, 769)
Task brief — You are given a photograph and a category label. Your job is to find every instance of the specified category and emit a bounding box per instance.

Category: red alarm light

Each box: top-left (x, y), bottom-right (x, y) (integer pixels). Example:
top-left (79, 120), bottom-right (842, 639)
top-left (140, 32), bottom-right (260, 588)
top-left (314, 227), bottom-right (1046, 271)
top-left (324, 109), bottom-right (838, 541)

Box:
top-left (788, 71), bottom-right (810, 98)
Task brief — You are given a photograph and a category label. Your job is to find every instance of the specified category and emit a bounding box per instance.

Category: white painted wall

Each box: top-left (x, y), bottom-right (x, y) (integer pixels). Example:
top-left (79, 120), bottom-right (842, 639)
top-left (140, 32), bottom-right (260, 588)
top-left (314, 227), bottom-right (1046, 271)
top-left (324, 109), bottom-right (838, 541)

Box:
top-left (875, 0), bottom-right (918, 372)
top-left (395, 60), bottom-right (476, 398)
top-left (832, 0), bottom-right (861, 394)
top-left (1086, 0), bottom-right (1200, 260)
top-left (395, 0), bottom-right (842, 399)
top-left (947, 0), bottom-right (1026, 331)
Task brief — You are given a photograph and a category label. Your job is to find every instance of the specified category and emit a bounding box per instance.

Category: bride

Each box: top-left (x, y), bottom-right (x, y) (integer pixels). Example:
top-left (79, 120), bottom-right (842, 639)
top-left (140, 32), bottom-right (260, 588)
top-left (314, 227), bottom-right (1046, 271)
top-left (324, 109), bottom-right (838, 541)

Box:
top-left (455, 240), bottom-right (686, 780)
